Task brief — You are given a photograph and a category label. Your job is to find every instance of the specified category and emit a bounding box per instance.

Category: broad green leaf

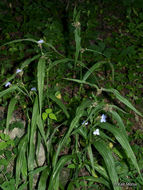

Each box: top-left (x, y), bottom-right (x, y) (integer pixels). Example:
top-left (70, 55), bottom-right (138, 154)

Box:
top-left (42, 112), bottom-right (48, 120)
top-left (49, 113), bottom-right (57, 121)
top-left (94, 141), bottom-right (121, 190)
top-left (67, 164), bottom-right (76, 169)
top-left (0, 133), bottom-right (10, 141)
top-left (6, 98), bottom-right (17, 133)
top-left (45, 108), bottom-right (52, 114)
top-left (0, 142), bottom-right (7, 150)
top-left (55, 91), bottom-right (61, 99)
top-left (37, 57), bottom-right (46, 115)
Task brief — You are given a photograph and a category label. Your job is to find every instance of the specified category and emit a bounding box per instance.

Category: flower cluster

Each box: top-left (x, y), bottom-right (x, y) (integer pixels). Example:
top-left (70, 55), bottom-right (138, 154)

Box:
top-left (93, 114), bottom-right (107, 136)
top-left (82, 121), bottom-right (88, 126)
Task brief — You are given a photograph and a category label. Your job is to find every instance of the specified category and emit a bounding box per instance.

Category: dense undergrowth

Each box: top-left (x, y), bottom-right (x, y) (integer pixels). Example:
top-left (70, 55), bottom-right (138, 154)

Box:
top-left (0, 0), bottom-right (143, 189)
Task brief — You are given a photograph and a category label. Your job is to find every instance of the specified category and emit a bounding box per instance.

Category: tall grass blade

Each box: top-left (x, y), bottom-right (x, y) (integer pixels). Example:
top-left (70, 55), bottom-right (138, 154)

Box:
top-left (0, 38), bottom-right (37, 47)
top-left (73, 8), bottom-right (81, 67)
top-left (0, 85), bottom-right (18, 98)
top-left (109, 110), bottom-right (127, 137)
top-left (83, 61), bottom-right (107, 81)
top-left (64, 78), bottom-right (99, 90)
top-left (47, 58), bottom-right (70, 71)
top-left (52, 100), bottom-right (91, 168)
top-left (37, 115), bottom-right (47, 145)
top-left (94, 141), bottom-right (121, 190)
top-left (49, 155), bottom-right (75, 190)
top-left (48, 92), bottom-right (69, 118)
top-left (28, 97), bottom-right (39, 189)
top-left (102, 88), bottom-right (143, 117)
top-left (38, 167), bottom-right (50, 190)
top-left (21, 54), bottom-right (41, 69)
top-left (37, 57), bottom-right (46, 115)
top-left (100, 123), bottom-right (143, 180)
top-left (16, 135), bottom-right (28, 188)
top-left (6, 97), bottom-right (17, 133)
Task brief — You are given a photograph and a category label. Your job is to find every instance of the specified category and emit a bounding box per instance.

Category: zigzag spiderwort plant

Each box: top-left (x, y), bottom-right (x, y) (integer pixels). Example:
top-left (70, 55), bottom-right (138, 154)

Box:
top-left (0, 16), bottom-right (143, 190)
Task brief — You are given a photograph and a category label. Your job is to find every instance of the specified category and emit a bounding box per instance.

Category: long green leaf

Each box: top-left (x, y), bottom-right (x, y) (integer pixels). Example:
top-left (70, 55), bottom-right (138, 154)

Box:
top-left (21, 54), bottom-right (40, 69)
top-left (64, 78), bottom-right (99, 90)
top-left (94, 141), bottom-right (121, 190)
top-left (83, 61), bottom-right (107, 81)
top-left (109, 110), bottom-right (127, 138)
top-left (49, 155), bottom-right (75, 190)
top-left (16, 135), bottom-right (28, 188)
top-left (38, 167), bottom-right (50, 190)
top-left (47, 58), bottom-right (70, 71)
top-left (102, 88), bottom-right (143, 117)
top-left (0, 38), bottom-right (37, 48)
top-left (28, 97), bottom-right (39, 190)
top-left (48, 92), bottom-right (69, 118)
top-left (100, 123), bottom-right (143, 180)
top-left (6, 97), bottom-right (17, 133)
top-left (0, 85), bottom-right (17, 98)
top-left (52, 100), bottom-right (91, 168)
top-left (37, 57), bottom-right (46, 115)
top-left (74, 176), bottom-right (110, 189)
top-left (28, 166), bottom-right (47, 176)
top-left (37, 115), bottom-right (47, 145)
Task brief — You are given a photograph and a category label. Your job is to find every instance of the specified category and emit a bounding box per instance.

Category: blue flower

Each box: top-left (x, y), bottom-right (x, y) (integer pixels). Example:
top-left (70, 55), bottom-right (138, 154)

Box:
top-left (5, 82), bottom-right (11, 87)
top-left (82, 121), bottom-right (88, 126)
top-left (100, 114), bottom-right (106, 123)
top-left (37, 39), bottom-right (44, 44)
top-left (93, 129), bottom-right (100, 135)
top-left (16, 69), bottom-right (22, 74)
top-left (31, 87), bottom-right (37, 91)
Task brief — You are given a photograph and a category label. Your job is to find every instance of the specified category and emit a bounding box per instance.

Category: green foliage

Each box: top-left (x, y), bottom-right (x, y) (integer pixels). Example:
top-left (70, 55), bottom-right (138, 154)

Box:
top-left (0, 1), bottom-right (143, 189)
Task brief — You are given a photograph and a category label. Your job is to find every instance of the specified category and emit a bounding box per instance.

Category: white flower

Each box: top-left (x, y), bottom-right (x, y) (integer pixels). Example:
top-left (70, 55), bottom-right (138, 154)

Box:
top-left (100, 114), bottom-right (106, 123)
top-left (16, 69), bottom-right (22, 74)
top-left (93, 129), bottom-right (100, 135)
top-left (5, 82), bottom-right (11, 87)
top-left (37, 39), bottom-right (44, 44)
top-left (82, 121), bottom-right (88, 126)
top-left (31, 87), bottom-right (37, 91)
